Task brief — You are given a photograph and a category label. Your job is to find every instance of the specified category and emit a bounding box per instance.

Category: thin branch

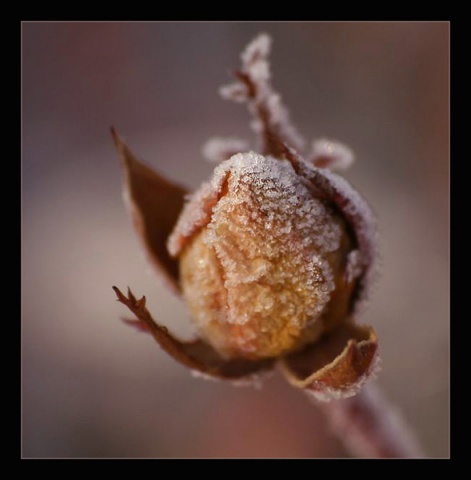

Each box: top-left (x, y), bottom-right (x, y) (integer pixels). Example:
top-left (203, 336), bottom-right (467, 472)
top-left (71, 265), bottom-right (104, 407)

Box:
top-left (316, 384), bottom-right (426, 458)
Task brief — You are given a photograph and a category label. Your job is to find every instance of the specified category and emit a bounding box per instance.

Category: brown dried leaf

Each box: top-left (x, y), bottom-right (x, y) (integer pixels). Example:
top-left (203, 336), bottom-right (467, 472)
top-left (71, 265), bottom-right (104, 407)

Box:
top-left (278, 323), bottom-right (379, 401)
top-left (111, 128), bottom-right (188, 294)
top-left (113, 286), bottom-right (274, 381)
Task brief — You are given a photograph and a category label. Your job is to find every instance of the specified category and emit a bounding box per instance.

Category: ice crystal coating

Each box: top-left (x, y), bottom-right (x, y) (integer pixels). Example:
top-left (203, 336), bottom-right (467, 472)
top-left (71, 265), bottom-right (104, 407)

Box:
top-left (309, 138), bottom-right (355, 171)
top-left (176, 152), bottom-right (355, 360)
top-left (299, 165), bottom-right (378, 314)
top-left (220, 32), bottom-right (305, 154)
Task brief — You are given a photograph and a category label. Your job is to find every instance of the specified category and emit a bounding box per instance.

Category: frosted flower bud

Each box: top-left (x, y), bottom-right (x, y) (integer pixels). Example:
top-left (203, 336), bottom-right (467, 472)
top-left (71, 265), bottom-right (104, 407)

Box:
top-left (171, 152), bottom-right (354, 360)
top-left (112, 32), bottom-right (380, 401)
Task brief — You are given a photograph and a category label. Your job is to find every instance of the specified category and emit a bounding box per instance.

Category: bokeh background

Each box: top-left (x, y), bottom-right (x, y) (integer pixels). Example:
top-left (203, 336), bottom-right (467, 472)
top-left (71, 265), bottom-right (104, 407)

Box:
top-left (22, 22), bottom-right (449, 458)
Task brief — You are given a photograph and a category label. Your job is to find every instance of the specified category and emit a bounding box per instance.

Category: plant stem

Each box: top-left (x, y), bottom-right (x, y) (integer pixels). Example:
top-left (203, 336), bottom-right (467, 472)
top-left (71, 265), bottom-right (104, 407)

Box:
top-left (316, 384), bottom-right (426, 458)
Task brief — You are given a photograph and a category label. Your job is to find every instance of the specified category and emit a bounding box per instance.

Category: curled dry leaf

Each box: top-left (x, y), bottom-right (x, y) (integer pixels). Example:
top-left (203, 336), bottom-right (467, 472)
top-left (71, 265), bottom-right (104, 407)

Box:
top-left (279, 323), bottom-right (379, 401)
top-left (113, 286), bottom-right (274, 380)
top-left (112, 33), bottom-right (379, 399)
top-left (111, 127), bottom-right (187, 295)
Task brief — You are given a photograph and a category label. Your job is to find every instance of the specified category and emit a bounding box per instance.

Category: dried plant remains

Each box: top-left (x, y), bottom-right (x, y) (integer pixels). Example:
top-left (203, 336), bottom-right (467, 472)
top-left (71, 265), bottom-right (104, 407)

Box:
top-left (112, 33), bottom-right (380, 402)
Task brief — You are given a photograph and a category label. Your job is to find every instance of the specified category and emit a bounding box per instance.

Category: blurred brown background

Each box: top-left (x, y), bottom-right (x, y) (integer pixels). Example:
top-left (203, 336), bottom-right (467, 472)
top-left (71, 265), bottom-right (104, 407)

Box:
top-left (22, 22), bottom-right (449, 458)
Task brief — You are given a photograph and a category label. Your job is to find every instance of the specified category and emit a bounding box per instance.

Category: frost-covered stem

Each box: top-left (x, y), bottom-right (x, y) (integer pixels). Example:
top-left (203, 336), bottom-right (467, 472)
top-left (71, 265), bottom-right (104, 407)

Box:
top-left (317, 384), bottom-right (426, 458)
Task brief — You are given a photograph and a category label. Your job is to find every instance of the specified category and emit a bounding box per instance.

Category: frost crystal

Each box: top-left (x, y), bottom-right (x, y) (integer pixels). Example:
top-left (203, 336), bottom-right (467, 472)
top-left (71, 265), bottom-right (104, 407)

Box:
top-left (240, 33), bottom-right (272, 66)
top-left (219, 83), bottom-right (248, 103)
top-left (345, 249), bottom-right (363, 284)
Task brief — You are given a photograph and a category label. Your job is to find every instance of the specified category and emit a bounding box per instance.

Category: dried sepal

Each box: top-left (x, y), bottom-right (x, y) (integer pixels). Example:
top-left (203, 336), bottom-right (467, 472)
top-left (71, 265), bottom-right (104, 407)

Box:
top-left (111, 128), bottom-right (188, 294)
top-left (280, 144), bottom-right (377, 314)
top-left (113, 286), bottom-right (274, 380)
top-left (303, 168), bottom-right (377, 314)
top-left (307, 139), bottom-right (355, 171)
top-left (122, 317), bottom-right (153, 333)
top-left (278, 323), bottom-right (379, 401)
top-left (220, 33), bottom-right (305, 158)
